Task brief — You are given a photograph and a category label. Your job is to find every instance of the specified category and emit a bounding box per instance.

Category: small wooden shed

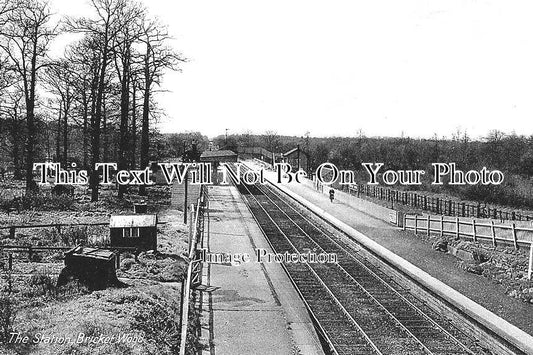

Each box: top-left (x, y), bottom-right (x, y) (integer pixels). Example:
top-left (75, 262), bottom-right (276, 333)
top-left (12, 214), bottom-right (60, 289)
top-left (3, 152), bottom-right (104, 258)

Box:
top-left (109, 214), bottom-right (158, 251)
top-left (58, 246), bottom-right (119, 290)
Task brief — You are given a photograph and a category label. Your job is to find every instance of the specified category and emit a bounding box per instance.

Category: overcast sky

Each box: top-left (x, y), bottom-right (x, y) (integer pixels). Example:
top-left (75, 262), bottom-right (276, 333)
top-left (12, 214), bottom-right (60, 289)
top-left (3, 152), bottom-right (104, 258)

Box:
top-left (51, 0), bottom-right (533, 139)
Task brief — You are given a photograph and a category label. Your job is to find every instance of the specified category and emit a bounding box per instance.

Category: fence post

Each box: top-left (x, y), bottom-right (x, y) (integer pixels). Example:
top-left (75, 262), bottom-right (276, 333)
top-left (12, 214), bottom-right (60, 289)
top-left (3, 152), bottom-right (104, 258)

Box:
top-left (490, 221), bottom-right (496, 247)
top-left (414, 215), bottom-right (418, 234)
top-left (8, 253), bottom-right (12, 270)
top-left (440, 215), bottom-right (444, 237)
top-left (527, 243), bottom-right (533, 280)
top-left (188, 204), bottom-right (196, 254)
top-left (456, 217), bottom-right (460, 239)
top-left (403, 214), bottom-right (406, 231)
top-left (472, 219), bottom-right (477, 242)
top-left (511, 223), bottom-right (518, 250)
top-left (427, 215), bottom-right (430, 236)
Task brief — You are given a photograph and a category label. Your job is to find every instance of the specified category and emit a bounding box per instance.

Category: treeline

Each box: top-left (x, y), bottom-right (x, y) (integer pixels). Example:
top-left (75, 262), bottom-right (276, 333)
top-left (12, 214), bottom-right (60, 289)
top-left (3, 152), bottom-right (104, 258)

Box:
top-left (0, 0), bottom-right (182, 200)
top-left (215, 130), bottom-right (533, 209)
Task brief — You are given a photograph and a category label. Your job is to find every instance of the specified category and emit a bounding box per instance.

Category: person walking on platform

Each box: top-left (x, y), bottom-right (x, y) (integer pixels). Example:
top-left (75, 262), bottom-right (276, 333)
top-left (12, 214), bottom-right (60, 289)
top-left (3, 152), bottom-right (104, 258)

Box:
top-left (329, 188), bottom-right (335, 203)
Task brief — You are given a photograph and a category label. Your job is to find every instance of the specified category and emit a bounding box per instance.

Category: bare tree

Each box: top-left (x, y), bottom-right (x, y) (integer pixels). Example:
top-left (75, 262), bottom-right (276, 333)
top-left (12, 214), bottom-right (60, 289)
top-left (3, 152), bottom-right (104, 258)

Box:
top-left (44, 59), bottom-right (77, 165)
top-left (0, 0), bottom-right (57, 192)
top-left (67, 0), bottom-right (128, 201)
top-left (64, 36), bottom-right (101, 169)
top-left (138, 19), bottom-right (184, 195)
top-left (0, 88), bottom-right (26, 179)
top-left (112, 1), bottom-right (143, 198)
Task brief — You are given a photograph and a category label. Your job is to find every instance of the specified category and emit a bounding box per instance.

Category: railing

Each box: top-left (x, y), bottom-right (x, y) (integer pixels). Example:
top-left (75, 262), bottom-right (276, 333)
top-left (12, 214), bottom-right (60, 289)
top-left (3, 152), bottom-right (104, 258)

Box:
top-left (402, 214), bottom-right (533, 280)
top-left (322, 180), bottom-right (533, 222)
top-left (179, 184), bottom-right (208, 355)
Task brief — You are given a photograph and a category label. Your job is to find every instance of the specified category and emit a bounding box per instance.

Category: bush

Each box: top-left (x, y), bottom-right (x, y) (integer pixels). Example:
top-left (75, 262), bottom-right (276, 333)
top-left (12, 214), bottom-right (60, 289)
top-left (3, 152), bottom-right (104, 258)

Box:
top-left (0, 193), bottom-right (75, 212)
top-left (61, 226), bottom-right (88, 246)
top-left (132, 297), bottom-right (181, 354)
top-left (23, 272), bottom-right (56, 298)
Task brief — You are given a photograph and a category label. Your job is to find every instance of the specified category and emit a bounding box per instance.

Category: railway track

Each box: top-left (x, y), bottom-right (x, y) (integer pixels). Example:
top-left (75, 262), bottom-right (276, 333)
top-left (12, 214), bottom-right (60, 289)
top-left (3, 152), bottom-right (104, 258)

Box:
top-left (227, 163), bottom-right (491, 355)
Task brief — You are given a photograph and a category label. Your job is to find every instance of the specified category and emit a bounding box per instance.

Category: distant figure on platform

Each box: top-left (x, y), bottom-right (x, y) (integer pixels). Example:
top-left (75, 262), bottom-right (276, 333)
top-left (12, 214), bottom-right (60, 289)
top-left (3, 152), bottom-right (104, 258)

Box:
top-left (329, 188), bottom-right (335, 203)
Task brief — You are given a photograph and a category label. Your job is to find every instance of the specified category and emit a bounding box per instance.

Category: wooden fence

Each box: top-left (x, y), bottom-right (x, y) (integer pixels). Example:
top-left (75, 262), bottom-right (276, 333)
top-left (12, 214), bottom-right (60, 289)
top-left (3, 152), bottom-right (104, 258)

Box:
top-left (343, 183), bottom-right (533, 222)
top-left (179, 185), bottom-right (208, 355)
top-left (402, 214), bottom-right (533, 280)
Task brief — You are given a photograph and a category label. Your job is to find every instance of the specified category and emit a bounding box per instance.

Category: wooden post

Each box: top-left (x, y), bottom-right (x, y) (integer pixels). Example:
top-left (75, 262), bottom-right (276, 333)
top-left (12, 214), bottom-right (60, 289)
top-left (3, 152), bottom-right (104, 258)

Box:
top-left (414, 215), bottom-right (418, 234)
top-left (490, 221), bottom-right (496, 247)
top-left (9, 226), bottom-right (15, 239)
top-left (188, 204), bottom-right (196, 254)
top-left (472, 219), bottom-right (477, 242)
top-left (179, 267), bottom-right (191, 355)
top-left (511, 223), bottom-right (518, 250)
top-left (8, 253), bottom-right (12, 271)
top-left (116, 253), bottom-right (120, 269)
top-left (427, 215), bottom-right (430, 236)
top-left (184, 171), bottom-right (189, 224)
top-left (527, 243), bottom-right (533, 280)
top-left (402, 214), bottom-right (406, 231)
top-left (456, 217), bottom-right (460, 239)
top-left (440, 215), bottom-right (444, 237)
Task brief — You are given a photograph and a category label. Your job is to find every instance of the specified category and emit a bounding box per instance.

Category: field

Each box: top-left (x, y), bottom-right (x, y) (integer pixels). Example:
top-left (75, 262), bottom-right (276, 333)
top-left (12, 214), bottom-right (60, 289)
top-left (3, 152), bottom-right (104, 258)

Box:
top-left (0, 181), bottom-right (197, 355)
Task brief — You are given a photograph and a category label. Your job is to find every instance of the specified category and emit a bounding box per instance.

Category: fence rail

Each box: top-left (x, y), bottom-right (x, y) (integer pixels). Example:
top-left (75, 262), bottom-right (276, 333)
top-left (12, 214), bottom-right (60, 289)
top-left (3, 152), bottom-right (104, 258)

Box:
top-left (338, 183), bottom-right (533, 222)
top-left (0, 220), bottom-right (168, 238)
top-left (402, 213), bottom-right (533, 280)
top-left (0, 245), bottom-right (140, 271)
top-left (179, 184), bottom-right (208, 355)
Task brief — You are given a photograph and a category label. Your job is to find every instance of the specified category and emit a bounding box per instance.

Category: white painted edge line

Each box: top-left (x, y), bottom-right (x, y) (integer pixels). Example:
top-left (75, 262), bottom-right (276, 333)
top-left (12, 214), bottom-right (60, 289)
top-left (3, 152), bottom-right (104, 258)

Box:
top-left (268, 179), bottom-right (533, 355)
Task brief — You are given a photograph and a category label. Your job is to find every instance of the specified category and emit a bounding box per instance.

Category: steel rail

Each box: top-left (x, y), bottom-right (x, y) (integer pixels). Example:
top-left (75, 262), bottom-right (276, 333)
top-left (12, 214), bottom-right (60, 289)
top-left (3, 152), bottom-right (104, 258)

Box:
top-left (258, 185), bottom-right (475, 354)
top-left (259, 181), bottom-right (476, 354)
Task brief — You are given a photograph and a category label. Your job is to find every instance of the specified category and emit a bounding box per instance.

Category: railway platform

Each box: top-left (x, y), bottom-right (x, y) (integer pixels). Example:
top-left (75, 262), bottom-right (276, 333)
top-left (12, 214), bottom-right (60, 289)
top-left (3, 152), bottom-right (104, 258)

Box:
top-left (198, 184), bottom-right (324, 355)
top-left (262, 169), bottom-right (533, 338)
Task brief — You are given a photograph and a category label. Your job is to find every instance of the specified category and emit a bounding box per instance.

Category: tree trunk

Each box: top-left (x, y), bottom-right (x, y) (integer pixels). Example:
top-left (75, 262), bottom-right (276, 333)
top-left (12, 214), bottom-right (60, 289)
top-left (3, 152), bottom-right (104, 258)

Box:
top-left (82, 93), bottom-right (89, 169)
top-left (118, 51), bottom-right (130, 198)
top-left (62, 96), bottom-right (69, 166)
top-left (90, 41), bottom-right (109, 202)
top-left (24, 37), bottom-right (39, 193)
top-left (56, 102), bottom-right (62, 162)
top-left (130, 80), bottom-right (137, 168)
top-left (139, 42), bottom-right (151, 196)
top-left (102, 96), bottom-right (108, 162)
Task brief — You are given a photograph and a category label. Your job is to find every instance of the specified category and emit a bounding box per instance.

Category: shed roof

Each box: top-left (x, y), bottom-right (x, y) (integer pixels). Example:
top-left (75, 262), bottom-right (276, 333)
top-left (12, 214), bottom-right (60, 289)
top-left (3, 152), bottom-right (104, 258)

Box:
top-left (283, 147), bottom-right (308, 157)
top-left (109, 214), bottom-right (157, 228)
top-left (66, 246), bottom-right (116, 261)
top-left (200, 150), bottom-right (237, 158)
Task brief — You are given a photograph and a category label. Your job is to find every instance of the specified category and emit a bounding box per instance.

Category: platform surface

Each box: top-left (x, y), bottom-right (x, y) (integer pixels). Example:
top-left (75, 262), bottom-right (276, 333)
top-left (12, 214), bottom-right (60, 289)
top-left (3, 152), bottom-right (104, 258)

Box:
top-left (200, 185), bottom-right (324, 355)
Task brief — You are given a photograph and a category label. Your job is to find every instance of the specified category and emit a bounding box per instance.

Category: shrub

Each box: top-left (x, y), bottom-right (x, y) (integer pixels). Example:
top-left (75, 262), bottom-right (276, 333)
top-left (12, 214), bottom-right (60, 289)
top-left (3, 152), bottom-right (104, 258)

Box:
top-left (23, 272), bottom-right (56, 298)
top-left (0, 193), bottom-right (75, 212)
top-left (132, 298), bottom-right (180, 354)
top-left (61, 226), bottom-right (88, 246)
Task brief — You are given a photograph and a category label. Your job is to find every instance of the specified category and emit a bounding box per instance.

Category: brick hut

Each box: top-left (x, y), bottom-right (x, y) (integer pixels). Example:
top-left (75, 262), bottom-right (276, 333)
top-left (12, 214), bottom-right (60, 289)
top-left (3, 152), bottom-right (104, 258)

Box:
top-left (109, 214), bottom-right (158, 251)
